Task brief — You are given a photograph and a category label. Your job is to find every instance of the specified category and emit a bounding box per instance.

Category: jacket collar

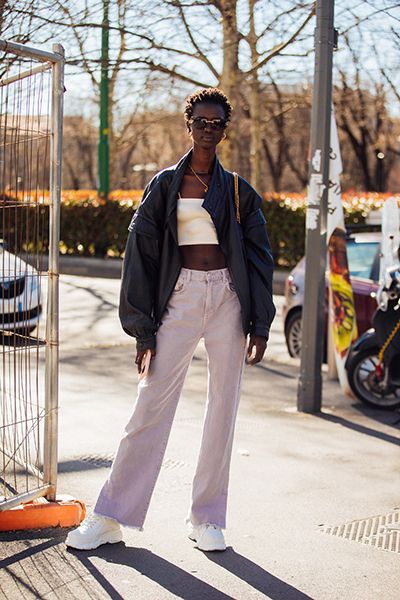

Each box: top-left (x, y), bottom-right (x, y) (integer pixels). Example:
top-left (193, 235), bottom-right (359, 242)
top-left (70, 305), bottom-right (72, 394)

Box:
top-left (203, 154), bottom-right (228, 218)
top-left (165, 149), bottom-right (231, 243)
top-left (165, 149), bottom-right (191, 219)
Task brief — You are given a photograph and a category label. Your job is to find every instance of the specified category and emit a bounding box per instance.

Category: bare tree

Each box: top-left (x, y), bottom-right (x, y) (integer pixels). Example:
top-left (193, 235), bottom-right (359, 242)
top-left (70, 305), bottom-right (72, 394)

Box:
top-left (16, 0), bottom-right (315, 180)
top-left (2, 0), bottom-right (40, 39)
top-left (0, 0), bottom-right (57, 76)
top-left (242, 0), bottom-right (314, 189)
top-left (5, 0), bottom-right (400, 193)
top-left (136, 0), bottom-right (315, 181)
top-left (333, 30), bottom-right (398, 192)
top-left (62, 116), bottom-right (97, 189)
top-left (260, 82), bottom-right (307, 192)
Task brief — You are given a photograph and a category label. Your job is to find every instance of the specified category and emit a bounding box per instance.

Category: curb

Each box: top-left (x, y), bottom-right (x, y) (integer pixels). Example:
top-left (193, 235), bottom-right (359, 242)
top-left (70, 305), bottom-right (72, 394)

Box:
top-left (58, 257), bottom-right (289, 294)
top-left (59, 256), bottom-right (122, 279)
top-left (28, 255), bottom-right (288, 294)
top-left (0, 495), bottom-right (86, 531)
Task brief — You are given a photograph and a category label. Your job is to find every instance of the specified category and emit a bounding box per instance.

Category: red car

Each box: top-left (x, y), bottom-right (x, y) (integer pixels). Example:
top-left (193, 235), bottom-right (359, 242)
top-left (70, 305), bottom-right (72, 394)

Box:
top-left (283, 231), bottom-right (380, 358)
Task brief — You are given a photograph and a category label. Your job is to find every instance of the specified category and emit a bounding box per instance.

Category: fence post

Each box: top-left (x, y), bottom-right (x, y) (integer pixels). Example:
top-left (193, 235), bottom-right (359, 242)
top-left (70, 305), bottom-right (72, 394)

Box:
top-left (43, 44), bottom-right (65, 501)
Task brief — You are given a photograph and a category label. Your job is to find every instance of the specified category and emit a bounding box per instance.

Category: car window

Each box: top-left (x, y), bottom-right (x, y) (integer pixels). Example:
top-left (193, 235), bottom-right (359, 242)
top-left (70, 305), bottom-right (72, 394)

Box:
top-left (347, 241), bottom-right (380, 280)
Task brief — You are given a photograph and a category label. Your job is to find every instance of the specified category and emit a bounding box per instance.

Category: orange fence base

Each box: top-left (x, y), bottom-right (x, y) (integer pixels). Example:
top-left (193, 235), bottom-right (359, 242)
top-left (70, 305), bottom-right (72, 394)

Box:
top-left (0, 495), bottom-right (86, 531)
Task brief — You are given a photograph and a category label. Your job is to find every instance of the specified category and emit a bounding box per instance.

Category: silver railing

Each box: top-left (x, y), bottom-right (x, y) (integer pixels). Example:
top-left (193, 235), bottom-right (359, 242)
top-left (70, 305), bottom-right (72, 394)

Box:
top-left (0, 40), bottom-right (64, 509)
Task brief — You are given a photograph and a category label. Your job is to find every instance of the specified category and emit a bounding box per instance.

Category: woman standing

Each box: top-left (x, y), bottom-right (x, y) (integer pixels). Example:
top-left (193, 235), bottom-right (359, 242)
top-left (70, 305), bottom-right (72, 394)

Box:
top-left (66, 88), bottom-right (276, 552)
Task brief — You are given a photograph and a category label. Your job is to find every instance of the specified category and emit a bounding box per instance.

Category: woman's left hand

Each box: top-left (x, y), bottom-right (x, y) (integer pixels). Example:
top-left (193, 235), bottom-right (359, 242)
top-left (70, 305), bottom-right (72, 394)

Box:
top-left (246, 334), bottom-right (267, 365)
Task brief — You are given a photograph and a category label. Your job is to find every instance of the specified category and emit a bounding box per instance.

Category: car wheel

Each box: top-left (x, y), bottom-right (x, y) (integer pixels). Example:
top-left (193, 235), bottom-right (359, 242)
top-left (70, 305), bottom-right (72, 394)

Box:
top-left (285, 311), bottom-right (302, 358)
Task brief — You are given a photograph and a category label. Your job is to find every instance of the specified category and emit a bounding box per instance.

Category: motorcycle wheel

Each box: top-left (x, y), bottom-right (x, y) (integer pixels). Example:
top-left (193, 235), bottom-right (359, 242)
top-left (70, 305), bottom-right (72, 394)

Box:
top-left (347, 347), bottom-right (400, 410)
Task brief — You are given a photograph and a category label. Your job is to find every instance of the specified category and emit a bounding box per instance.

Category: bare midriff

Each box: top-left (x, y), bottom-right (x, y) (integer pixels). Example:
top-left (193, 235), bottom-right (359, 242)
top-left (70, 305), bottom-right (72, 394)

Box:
top-left (180, 244), bottom-right (226, 270)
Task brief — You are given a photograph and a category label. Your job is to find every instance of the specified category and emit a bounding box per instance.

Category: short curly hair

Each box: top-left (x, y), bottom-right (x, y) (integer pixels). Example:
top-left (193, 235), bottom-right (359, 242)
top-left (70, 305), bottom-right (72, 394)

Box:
top-left (184, 88), bottom-right (232, 130)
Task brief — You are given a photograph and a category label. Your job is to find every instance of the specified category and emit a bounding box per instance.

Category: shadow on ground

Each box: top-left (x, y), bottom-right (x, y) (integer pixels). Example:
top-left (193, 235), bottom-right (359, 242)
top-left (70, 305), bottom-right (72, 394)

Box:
top-left (0, 529), bottom-right (313, 599)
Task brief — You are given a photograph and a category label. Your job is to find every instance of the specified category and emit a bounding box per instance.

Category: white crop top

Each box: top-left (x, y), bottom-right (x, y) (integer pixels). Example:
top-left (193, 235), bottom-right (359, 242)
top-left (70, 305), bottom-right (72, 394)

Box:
top-left (177, 197), bottom-right (219, 246)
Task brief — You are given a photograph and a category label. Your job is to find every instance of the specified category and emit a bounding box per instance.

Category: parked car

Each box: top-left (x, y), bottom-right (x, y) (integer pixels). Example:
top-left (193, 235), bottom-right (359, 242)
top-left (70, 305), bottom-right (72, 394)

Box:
top-left (0, 243), bottom-right (42, 336)
top-left (283, 231), bottom-right (380, 358)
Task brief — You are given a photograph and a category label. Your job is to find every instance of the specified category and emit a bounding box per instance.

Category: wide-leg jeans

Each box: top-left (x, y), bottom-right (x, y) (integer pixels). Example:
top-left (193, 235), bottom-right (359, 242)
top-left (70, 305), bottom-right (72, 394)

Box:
top-left (94, 267), bottom-right (247, 529)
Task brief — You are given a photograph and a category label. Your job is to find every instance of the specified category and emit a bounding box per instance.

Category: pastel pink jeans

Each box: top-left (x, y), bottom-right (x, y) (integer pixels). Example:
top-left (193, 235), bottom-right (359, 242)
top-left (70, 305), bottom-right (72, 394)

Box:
top-left (95, 268), bottom-right (247, 529)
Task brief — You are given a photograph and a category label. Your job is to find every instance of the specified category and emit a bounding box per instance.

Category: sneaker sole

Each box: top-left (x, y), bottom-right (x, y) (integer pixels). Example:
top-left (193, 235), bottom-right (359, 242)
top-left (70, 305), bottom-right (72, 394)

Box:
top-left (188, 533), bottom-right (226, 552)
top-left (196, 541), bottom-right (227, 552)
top-left (66, 529), bottom-right (123, 550)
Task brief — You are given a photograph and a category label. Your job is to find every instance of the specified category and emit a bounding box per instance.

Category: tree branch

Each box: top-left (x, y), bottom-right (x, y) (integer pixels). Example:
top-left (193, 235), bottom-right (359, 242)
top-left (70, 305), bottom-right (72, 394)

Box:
top-left (171, 0), bottom-right (219, 80)
top-left (245, 4), bottom-right (315, 75)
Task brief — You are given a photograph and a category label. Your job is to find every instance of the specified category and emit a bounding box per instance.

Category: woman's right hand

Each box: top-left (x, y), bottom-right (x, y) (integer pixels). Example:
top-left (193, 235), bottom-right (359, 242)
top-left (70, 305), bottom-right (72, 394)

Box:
top-left (135, 348), bottom-right (156, 373)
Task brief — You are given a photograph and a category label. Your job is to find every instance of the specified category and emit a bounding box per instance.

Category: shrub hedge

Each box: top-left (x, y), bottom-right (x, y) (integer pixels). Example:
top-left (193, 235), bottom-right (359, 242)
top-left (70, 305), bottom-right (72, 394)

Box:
top-left (261, 195), bottom-right (365, 268)
top-left (3, 190), bottom-right (397, 269)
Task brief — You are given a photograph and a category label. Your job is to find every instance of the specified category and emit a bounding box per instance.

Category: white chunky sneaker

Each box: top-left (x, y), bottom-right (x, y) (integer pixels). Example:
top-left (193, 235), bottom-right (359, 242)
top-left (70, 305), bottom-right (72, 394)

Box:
top-left (188, 523), bottom-right (227, 552)
top-left (65, 512), bottom-right (123, 550)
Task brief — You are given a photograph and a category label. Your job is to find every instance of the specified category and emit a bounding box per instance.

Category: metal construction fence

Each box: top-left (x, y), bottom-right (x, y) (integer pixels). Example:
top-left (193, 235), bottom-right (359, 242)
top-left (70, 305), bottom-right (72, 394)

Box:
top-left (0, 40), bottom-right (64, 510)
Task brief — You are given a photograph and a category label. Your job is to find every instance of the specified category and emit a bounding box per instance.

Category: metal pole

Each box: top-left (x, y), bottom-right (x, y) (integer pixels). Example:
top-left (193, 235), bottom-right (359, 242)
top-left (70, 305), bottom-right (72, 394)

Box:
top-left (43, 43), bottom-right (64, 501)
top-left (0, 38), bottom-right (63, 63)
top-left (297, 1), bottom-right (335, 413)
top-left (0, 485), bottom-right (53, 512)
top-left (0, 63), bottom-right (51, 87)
top-left (98, 0), bottom-right (110, 200)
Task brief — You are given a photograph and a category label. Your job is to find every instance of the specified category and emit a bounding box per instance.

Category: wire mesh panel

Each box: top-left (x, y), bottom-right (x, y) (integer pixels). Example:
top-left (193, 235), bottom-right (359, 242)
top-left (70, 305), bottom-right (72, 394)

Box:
top-left (0, 41), bottom-right (64, 510)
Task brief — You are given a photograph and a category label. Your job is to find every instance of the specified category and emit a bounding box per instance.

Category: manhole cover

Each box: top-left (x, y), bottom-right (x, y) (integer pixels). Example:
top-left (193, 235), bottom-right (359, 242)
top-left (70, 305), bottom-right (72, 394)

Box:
top-left (78, 454), bottom-right (114, 468)
top-left (321, 509), bottom-right (400, 553)
top-left (77, 454), bottom-right (190, 470)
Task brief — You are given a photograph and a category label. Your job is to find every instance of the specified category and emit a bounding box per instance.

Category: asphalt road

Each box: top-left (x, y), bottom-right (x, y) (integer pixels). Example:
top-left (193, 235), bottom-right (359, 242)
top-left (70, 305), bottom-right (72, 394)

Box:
top-left (58, 274), bottom-right (291, 360)
top-left (1, 275), bottom-right (399, 600)
top-left (56, 274), bottom-right (297, 461)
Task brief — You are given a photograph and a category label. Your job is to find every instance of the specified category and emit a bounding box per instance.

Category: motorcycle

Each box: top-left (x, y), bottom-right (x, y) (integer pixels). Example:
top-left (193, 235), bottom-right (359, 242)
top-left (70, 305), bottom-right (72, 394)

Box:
top-left (345, 264), bottom-right (400, 409)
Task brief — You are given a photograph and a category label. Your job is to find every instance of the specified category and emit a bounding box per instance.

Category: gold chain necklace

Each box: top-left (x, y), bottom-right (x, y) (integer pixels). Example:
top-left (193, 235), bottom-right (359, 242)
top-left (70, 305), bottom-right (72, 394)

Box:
top-left (189, 164), bottom-right (209, 193)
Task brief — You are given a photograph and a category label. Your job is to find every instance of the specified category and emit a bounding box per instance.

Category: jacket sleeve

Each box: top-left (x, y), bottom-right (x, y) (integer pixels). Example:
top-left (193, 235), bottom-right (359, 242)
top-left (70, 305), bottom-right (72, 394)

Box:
top-left (241, 189), bottom-right (276, 340)
top-left (119, 179), bottom-right (162, 351)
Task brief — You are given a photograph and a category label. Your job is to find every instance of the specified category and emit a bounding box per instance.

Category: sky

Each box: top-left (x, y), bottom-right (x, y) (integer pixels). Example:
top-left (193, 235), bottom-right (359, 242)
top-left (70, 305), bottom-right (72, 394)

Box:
top-left (5, 0), bottom-right (400, 120)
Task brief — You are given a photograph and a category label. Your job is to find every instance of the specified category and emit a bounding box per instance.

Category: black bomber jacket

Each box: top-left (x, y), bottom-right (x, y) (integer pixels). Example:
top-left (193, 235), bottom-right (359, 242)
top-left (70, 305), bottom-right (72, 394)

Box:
top-left (119, 149), bottom-right (276, 351)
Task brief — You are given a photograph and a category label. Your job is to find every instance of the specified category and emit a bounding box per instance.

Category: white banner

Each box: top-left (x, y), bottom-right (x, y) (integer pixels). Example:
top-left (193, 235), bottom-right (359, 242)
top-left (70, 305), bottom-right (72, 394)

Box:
top-left (327, 107), bottom-right (358, 394)
top-left (327, 109), bottom-right (344, 236)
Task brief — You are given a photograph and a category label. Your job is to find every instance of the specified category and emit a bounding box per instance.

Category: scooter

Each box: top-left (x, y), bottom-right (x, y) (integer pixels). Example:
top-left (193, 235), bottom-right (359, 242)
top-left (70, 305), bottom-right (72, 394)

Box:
top-left (345, 264), bottom-right (400, 409)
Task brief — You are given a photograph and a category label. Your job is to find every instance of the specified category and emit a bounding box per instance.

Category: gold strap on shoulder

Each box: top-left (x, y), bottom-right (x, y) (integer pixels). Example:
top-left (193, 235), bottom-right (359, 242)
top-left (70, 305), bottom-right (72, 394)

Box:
top-left (232, 171), bottom-right (241, 224)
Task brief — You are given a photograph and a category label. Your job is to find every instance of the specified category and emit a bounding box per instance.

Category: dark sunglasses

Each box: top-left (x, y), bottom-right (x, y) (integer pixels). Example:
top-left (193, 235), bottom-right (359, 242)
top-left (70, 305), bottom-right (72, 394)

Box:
top-left (189, 117), bottom-right (227, 131)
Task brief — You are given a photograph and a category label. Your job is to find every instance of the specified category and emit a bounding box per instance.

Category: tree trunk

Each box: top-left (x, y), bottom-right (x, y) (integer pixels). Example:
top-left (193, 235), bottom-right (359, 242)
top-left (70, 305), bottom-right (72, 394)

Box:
top-left (107, 76), bottom-right (116, 191)
top-left (262, 138), bottom-right (281, 192)
top-left (248, 0), bottom-right (262, 192)
top-left (219, 0), bottom-right (240, 170)
top-left (63, 156), bottom-right (81, 190)
top-left (249, 74), bottom-right (262, 191)
top-left (0, 0), bottom-right (7, 33)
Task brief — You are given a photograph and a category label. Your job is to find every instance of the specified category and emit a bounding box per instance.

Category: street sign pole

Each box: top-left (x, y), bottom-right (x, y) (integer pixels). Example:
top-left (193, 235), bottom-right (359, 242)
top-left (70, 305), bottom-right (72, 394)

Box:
top-left (98, 0), bottom-right (110, 200)
top-left (297, 0), bottom-right (335, 413)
